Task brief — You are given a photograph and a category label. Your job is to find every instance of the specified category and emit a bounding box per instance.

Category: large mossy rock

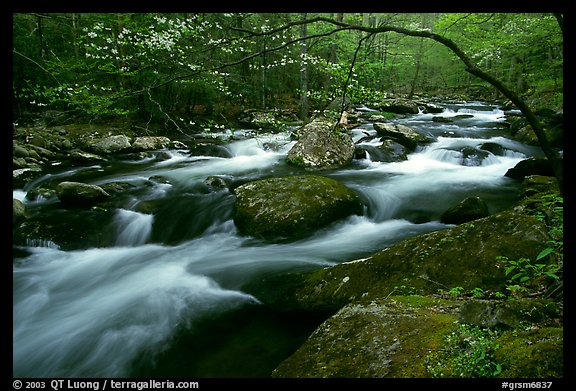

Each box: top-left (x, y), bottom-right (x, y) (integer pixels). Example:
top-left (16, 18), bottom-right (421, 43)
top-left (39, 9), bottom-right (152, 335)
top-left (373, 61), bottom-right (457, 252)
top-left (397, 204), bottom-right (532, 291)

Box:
top-left (233, 175), bottom-right (364, 240)
top-left (272, 295), bottom-right (460, 378)
top-left (262, 208), bottom-right (551, 313)
top-left (494, 327), bottom-right (563, 378)
top-left (271, 295), bottom-right (563, 378)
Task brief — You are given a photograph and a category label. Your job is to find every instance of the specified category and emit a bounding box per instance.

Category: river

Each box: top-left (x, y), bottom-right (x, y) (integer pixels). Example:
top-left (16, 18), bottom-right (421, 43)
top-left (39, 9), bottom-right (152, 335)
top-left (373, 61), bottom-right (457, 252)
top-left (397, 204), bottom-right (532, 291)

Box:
top-left (12, 101), bottom-right (545, 378)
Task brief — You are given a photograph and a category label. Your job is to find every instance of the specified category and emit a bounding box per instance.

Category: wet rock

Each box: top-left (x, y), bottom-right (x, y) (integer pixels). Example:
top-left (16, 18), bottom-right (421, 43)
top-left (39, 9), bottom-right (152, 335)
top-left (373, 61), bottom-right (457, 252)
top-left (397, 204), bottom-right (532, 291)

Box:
top-left (375, 98), bottom-right (419, 114)
top-left (432, 116), bottom-right (454, 123)
top-left (440, 196), bottom-right (490, 224)
top-left (286, 118), bottom-right (355, 169)
top-left (55, 181), bottom-right (111, 206)
top-left (204, 175), bottom-right (229, 191)
top-left (373, 122), bottom-right (432, 151)
top-left (505, 157), bottom-right (556, 180)
top-left (459, 146), bottom-right (490, 166)
top-left (189, 142), bottom-right (232, 158)
top-left (354, 141), bottom-right (408, 163)
top-left (233, 175), bottom-right (364, 241)
top-left (480, 142), bottom-right (507, 156)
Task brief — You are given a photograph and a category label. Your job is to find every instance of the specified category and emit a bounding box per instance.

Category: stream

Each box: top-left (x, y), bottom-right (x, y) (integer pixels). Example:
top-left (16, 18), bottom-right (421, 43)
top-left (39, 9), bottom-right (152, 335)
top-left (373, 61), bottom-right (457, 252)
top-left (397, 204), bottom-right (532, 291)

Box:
top-left (12, 101), bottom-right (545, 378)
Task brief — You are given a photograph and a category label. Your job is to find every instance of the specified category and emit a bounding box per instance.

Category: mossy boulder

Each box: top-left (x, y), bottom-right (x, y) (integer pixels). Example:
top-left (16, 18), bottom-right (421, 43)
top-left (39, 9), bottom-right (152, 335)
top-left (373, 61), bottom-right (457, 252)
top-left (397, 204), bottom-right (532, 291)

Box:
top-left (271, 295), bottom-right (563, 378)
top-left (265, 208), bottom-right (550, 313)
top-left (233, 175), bottom-right (364, 241)
top-left (272, 295), bottom-right (461, 378)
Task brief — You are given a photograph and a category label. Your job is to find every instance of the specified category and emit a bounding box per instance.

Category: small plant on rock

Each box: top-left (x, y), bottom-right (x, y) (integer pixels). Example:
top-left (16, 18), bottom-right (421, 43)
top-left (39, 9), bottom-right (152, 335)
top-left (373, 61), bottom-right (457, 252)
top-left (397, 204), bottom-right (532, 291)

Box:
top-left (426, 322), bottom-right (502, 378)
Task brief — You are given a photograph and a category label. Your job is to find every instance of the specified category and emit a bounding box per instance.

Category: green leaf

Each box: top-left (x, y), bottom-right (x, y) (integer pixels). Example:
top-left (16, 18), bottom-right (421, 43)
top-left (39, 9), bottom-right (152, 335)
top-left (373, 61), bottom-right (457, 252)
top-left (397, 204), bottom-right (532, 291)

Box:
top-left (504, 266), bottom-right (516, 276)
top-left (536, 247), bottom-right (554, 261)
top-left (510, 272), bottom-right (524, 281)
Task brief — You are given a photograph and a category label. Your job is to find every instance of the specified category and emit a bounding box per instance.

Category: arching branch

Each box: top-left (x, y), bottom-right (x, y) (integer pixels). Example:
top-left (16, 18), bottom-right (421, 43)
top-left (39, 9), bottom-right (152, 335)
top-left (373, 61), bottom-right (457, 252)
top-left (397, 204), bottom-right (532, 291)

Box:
top-left (299, 16), bottom-right (563, 193)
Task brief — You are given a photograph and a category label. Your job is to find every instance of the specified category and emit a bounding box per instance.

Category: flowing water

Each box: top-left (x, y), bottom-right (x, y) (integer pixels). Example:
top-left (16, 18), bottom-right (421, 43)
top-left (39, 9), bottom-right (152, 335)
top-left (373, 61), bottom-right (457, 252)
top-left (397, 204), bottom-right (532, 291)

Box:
top-left (13, 101), bottom-right (545, 378)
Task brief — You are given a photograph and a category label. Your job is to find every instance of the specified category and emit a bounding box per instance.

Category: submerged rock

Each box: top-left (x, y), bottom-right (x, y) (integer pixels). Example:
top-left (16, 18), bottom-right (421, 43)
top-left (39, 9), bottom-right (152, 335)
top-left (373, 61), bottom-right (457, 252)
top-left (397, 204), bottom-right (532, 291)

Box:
top-left (233, 175), bottom-right (364, 241)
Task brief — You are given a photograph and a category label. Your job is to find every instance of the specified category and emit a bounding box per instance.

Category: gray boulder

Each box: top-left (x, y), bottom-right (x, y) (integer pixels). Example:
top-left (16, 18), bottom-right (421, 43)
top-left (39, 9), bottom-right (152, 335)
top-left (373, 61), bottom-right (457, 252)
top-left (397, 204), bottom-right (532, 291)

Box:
top-left (373, 122), bottom-right (432, 151)
top-left (55, 181), bottom-right (110, 206)
top-left (131, 136), bottom-right (171, 151)
top-left (286, 119), bottom-right (355, 169)
top-left (89, 135), bottom-right (132, 154)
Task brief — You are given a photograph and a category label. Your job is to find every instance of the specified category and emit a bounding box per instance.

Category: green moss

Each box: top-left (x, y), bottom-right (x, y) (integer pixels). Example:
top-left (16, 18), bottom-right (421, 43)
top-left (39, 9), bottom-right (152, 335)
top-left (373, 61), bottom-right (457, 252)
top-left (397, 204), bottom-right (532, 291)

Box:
top-left (391, 294), bottom-right (454, 309)
top-left (233, 175), bottom-right (363, 240)
top-left (495, 327), bottom-right (563, 378)
top-left (272, 295), bottom-right (461, 378)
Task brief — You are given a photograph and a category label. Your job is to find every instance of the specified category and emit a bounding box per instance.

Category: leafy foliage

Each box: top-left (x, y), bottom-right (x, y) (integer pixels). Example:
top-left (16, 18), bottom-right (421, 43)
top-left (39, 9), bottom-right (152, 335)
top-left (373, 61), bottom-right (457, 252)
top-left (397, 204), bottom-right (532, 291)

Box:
top-left (13, 13), bottom-right (563, 126)
top-left (497, 192), bottom-right (563, 299)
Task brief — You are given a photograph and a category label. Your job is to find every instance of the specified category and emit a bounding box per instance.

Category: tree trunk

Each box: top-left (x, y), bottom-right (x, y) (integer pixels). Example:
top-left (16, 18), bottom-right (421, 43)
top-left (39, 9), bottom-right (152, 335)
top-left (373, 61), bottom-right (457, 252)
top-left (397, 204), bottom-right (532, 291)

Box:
top-left (299, 13), bottom-right (309, 121)
top-left (408, 37), bottom-right (423, 99)
top-left (36, 15), bottom-right (45, 60)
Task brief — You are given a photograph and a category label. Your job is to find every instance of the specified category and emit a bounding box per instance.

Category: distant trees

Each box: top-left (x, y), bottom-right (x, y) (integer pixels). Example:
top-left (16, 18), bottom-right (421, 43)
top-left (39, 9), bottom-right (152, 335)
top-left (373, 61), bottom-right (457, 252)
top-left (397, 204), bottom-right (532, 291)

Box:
top-left (13, 13), bottom-right (562, 127)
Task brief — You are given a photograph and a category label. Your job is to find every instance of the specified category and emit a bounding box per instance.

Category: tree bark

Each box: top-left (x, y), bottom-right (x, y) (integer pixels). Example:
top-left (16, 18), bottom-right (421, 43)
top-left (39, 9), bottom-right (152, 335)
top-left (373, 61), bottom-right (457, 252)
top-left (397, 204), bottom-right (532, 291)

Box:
top-left (299, 13), bottom-right (309, 121)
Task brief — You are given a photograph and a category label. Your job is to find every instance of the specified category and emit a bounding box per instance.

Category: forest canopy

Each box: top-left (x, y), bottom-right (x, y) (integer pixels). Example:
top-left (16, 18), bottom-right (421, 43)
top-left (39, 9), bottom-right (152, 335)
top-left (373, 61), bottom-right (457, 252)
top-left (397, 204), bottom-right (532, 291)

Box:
top-left (12, 12), bottom-right (563, 128)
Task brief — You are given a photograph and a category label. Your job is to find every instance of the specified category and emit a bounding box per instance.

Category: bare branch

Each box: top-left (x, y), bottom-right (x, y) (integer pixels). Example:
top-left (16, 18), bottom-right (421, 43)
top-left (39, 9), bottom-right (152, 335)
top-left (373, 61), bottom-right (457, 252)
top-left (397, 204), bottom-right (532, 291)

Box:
top-left (13, 49), bottom-right (61, 86)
